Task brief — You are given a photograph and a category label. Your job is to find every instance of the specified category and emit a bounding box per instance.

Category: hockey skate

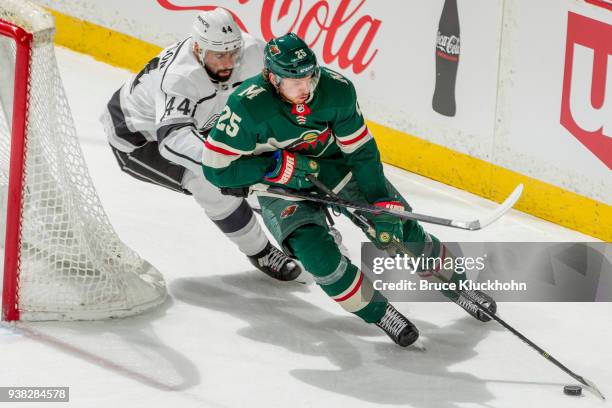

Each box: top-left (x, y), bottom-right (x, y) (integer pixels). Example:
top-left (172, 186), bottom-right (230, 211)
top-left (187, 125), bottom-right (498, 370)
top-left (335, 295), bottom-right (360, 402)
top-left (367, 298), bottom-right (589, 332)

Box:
top-left (248, 243), bottom-right (302, 281)
top-left (376, 304), bottom-right (420, 347)
top-left (454, 289), bottom-right (497, 322)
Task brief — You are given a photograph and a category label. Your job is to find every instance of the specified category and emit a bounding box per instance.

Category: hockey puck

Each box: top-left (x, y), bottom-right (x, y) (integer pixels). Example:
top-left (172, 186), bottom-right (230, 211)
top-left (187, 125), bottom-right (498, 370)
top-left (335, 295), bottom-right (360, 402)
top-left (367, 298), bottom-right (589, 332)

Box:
top-left (563, 385), bottom-right (582, 396)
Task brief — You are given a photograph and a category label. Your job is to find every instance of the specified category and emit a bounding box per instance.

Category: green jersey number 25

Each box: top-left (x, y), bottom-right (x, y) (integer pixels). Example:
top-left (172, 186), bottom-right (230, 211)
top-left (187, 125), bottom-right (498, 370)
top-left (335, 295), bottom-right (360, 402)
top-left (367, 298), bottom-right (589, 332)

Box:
top-left (216, 106), bottom-right (242, 137)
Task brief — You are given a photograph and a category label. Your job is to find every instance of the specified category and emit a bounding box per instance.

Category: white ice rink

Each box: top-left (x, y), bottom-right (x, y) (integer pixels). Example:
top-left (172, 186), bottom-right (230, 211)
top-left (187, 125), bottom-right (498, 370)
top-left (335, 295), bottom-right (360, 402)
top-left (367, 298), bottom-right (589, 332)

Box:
top-left (1, 47), bottom-right (610, 408)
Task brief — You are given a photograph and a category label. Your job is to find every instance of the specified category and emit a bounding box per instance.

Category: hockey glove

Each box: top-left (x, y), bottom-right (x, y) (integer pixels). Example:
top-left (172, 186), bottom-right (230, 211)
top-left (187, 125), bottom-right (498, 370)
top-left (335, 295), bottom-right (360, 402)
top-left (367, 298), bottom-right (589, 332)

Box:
top-left (370, 198), bottom-right (405, 246)
top-left (263, 150), bottom-right (319, 190)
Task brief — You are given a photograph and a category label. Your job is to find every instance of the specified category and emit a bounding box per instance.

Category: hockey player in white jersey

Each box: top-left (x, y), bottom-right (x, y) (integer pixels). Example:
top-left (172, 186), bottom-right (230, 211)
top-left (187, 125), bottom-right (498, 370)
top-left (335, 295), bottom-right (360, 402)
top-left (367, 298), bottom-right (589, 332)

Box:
top-left (100, 8), bottom-right (301, 281)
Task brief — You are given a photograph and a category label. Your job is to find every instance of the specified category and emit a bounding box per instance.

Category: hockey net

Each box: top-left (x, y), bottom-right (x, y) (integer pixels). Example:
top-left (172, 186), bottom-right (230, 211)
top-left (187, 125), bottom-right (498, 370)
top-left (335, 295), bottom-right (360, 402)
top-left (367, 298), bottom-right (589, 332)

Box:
top-left (0, 0), bottom-right (166, 321)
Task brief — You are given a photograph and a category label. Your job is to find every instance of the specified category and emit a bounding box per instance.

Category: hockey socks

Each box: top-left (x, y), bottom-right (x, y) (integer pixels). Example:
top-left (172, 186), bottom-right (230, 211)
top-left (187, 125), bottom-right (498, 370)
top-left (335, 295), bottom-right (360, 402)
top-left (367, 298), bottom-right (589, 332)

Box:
top-left (287, 224), bottom-right (387, 323)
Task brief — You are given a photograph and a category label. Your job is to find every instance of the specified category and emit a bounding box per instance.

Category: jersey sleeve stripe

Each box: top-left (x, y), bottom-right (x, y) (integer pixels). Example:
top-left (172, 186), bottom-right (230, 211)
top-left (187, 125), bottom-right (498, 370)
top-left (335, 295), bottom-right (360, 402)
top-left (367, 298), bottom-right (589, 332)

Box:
top-left (336, 127), bottom-right (372, 154)
top-left (203, 139), bottom-right (254, 169)
top-left (204, 140), bottom-right (240, 156)
top-left (337, 126), bottom-right (369, 146)
top-left (204, 139), bottom-right (254, 155)
top-left (336, 124), bottom-right (366, 141)
top-left (202, 147), bottom-right (241, 169)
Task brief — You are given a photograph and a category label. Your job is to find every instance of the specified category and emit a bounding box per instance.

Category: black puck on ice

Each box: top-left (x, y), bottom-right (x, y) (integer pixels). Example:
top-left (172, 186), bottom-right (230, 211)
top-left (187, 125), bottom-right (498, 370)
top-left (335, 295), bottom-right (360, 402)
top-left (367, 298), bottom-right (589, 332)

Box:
top-left (563, 385), bottom-right (582, 396)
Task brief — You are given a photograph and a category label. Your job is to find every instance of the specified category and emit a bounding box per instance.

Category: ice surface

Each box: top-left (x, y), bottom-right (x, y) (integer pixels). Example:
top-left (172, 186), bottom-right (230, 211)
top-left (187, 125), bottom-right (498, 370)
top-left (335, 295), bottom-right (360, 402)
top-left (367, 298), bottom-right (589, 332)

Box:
top-left (0, 47), bottom-right (609, 408)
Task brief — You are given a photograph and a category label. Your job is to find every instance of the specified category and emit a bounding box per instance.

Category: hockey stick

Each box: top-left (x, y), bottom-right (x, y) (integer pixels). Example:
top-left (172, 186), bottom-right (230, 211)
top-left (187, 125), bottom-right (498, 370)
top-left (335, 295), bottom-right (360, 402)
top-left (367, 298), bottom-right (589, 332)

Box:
top-left (389, 239), bottom-right (604, 400)
top-left (356, 210), bottom-right (605, 400)
top-left (408, 242), bottom-right (606, 400)
top-left (251, 176), bottom-right (523, 231)
top-left (461, 291), bottom-right (606, 400)
top-left (307, 176), bottom-right (605, 401)
top-left (385, 229), bottom-right (607, 400)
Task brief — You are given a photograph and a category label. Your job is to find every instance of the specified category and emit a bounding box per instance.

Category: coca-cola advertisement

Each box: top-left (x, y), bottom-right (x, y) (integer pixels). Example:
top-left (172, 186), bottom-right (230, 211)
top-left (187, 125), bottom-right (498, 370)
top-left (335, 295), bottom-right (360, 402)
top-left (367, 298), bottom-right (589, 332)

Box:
top-left (36, 0), bottom-right (505, 156)
top-left (433, 0), bottom-right (461, 117)
top-left (157, 0), bottom-right (382, 75)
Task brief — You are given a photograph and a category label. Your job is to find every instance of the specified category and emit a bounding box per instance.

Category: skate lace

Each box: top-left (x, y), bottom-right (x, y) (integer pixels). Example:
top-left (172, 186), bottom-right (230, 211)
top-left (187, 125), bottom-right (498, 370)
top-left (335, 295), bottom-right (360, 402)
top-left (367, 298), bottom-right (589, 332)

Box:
top-left (461, 290), bottom-right (490, 308)
top-left (456, 295), bottom-right (479, 314)
top-left (377, 305), bottom-right (407, 338)
top-left (261, 247), bottom-right (288, 272)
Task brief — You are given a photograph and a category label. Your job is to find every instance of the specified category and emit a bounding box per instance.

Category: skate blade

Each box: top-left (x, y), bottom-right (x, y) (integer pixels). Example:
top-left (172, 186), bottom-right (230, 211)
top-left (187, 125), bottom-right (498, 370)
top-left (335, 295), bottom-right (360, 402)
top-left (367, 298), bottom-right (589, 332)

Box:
top-left (292, 270), bottom-right (313, 285)
top-left (409, 339), bottom-right (427, 352)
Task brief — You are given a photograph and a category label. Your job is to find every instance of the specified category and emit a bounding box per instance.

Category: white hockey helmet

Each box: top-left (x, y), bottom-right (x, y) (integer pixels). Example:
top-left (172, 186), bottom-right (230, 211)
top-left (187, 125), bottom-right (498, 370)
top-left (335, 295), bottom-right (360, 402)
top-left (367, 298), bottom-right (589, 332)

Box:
top-left (192, 8), bottom-right (243, 63)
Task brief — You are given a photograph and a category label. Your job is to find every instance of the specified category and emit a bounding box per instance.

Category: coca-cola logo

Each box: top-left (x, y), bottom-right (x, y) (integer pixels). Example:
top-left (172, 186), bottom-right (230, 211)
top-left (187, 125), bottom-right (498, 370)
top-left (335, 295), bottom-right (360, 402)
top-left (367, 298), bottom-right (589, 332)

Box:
top-left (157, 0), bottom-right (381, 74)
top-left (584, 0), bottom-right (612, 11)
top-left (436, 32), bottom-right (460, 60)
top-left (560, 12), bottom-right (611, 169)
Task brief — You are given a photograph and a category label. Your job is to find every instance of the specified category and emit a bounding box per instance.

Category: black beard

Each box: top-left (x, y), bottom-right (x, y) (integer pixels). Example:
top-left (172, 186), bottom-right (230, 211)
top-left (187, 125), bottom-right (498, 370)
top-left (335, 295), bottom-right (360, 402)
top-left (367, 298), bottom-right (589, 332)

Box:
top-left (205, 65), bottom-right (233, 83)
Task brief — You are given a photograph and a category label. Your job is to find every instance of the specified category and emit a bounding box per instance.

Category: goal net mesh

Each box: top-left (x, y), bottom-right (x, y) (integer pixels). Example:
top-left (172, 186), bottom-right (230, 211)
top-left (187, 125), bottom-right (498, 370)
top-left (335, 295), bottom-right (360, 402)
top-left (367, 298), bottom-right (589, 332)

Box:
top-left (0, 0), bottom-right (166, 321)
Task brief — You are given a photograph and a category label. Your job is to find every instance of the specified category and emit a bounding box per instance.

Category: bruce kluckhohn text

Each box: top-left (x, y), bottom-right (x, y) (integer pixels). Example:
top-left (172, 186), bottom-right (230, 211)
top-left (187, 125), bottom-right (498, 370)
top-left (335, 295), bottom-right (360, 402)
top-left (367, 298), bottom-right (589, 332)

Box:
top-left (373, 279), bottom-right (528, 292)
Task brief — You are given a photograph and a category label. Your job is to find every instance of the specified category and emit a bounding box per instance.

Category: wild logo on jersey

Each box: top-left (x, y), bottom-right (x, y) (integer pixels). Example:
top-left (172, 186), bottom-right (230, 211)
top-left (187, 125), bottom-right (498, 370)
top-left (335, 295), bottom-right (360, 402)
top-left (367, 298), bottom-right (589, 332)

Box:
top-left (287, 128), bottom-right (334, 155)
top-left (280, 204), bottom-right (298, 219)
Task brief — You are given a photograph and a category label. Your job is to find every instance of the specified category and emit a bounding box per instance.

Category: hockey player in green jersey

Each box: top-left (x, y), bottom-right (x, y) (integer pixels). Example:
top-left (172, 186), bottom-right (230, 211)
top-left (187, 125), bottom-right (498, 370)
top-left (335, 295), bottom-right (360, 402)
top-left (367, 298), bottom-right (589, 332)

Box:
top-left (203, 33), bottom-right (496, 347)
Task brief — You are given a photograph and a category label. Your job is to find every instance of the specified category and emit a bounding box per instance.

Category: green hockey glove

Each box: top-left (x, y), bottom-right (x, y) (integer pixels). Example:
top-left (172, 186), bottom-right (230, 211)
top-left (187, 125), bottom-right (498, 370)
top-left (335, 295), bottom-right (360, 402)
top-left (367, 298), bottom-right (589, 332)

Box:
top-left (263, 150), bottom-right (319, 190)
top-left (370, 198), bottom-right (405, 246)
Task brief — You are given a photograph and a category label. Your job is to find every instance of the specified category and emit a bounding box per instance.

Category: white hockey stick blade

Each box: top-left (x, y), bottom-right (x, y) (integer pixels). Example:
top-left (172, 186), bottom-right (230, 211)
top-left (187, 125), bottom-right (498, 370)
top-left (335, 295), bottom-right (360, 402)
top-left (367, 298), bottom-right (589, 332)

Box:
top-left (450, 184), bottom-right (524, 230)
top-left (583, 377), bottom-right (606, 400)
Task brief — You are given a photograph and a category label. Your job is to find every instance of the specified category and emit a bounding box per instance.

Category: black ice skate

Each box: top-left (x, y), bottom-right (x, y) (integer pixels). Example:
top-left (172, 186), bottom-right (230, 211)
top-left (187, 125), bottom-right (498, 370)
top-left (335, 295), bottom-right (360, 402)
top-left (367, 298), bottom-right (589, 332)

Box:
top-left (248, 243), bottom-right (302, 281)
top-left (454, 289), bottom-right (497, 322)
top-left (376, 304), bottom-right (420, 347)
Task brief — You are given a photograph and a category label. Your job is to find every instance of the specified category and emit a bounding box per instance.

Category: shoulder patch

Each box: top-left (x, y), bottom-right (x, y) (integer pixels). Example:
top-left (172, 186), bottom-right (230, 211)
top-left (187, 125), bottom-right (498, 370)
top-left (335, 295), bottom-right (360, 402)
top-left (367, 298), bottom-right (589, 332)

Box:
top-left (238, 84), bottom-right (267, 100)
top-left (280, 204), bottom-right (298, 218)
top-left (323, 68), bottom-right (349, 85)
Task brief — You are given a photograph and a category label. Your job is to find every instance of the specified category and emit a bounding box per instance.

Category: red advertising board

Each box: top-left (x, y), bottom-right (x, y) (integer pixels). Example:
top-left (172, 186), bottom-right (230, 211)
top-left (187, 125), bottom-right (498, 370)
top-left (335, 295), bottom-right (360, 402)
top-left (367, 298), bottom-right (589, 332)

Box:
top-left (561, 12), bottom-right (611, 169)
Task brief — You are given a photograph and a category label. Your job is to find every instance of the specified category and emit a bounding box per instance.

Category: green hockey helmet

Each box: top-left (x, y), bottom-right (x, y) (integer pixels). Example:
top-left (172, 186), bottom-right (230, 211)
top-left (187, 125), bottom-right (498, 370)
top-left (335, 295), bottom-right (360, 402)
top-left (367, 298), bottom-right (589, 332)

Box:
top-left (264, 33), bottom-right (320, 86)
